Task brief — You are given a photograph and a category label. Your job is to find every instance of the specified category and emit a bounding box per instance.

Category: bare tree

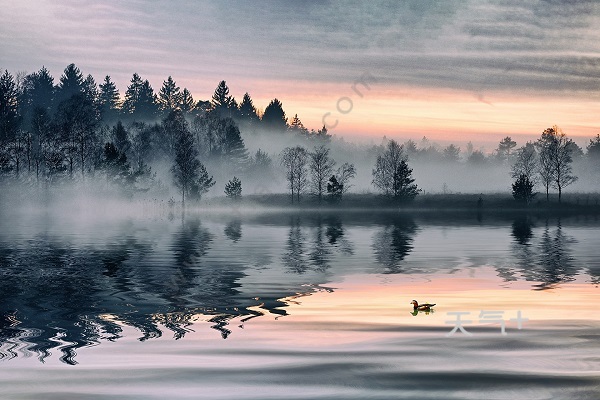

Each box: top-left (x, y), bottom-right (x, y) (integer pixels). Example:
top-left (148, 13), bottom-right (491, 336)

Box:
top-left (536, 126), bottom-right (578, 202)
top-left (372, 140), bottom-right (420, 200)
top-left (336, 162), bottom-right (356, 194)
top-left (511, 142), bottom-right (538, 184)
top-left (280, 146), bottom-right (308, 203)
top-left (309, 145), bottom-right (335, 203)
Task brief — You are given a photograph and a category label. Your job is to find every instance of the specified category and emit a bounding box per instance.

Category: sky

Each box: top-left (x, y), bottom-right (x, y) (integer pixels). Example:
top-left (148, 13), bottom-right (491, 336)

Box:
top-left (1, 0), bottom-right (599, 149)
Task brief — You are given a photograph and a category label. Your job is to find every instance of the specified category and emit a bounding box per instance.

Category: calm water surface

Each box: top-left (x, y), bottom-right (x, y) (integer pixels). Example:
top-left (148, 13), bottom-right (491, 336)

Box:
top-left (0, 207), bottom-right (599, 399)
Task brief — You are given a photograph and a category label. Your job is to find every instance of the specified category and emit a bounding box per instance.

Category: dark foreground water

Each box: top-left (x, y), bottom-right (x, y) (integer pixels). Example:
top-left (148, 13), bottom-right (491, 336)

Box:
top-left (0, 206), bottom-right (599, 399)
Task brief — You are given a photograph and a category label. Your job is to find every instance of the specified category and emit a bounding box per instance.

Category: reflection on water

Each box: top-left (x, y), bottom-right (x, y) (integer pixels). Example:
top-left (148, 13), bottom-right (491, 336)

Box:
top-left (0, 211), bottom-right (599, 369)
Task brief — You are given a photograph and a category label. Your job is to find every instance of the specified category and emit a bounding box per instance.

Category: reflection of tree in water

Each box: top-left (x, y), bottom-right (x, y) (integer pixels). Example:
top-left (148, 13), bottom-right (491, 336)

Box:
top-left (532, 220), bottom-right (578, 290)
top-left (506, 218), bottom-right (579, 289)
top-left (0, 216), bottom-right (341, 364)
top-left (325, 216), bottom-right (354, 256)
top-left (224, 220), bottom-right (242, 242)
top-left (282, 216), bottom-right (354, 274)
top-left (500, 216), bottom-right (536, 282)
top-left (372, 217), bottom-right (417, 273)
top-left (511, 216), bottom-right (534, 246)
top-left (282, 217), bottom-right (308, 274)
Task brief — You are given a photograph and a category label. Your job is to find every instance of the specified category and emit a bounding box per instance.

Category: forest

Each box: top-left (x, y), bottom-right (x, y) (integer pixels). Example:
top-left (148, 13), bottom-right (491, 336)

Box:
top-left (1, 64), bottom-right (600, 208)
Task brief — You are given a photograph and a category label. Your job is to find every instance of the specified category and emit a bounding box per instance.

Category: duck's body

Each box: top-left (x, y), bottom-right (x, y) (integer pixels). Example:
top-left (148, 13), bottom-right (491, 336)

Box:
top-left (411, 300), bottom-right (436, 311)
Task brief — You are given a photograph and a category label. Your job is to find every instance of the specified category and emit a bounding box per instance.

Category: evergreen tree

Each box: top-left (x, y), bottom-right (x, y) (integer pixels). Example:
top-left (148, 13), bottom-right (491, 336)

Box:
top-left (56, 63), bottom-right (84, 104)
top-left (224, 176), bottom-right (242, 200)
top-left (512, 174), bottom-right (536, 204)
top-left (189, 163), bottom-right (215, 201)
top-left (122, 73), bottom-right (158, 119)
top-left (211, 80), bottom-right (232, 115)
top-left (98, 75), bottom-right (120, 122)
top-left (289, 114), bottom-right (308, 136)
top-left (0, 70), bottom-right (20, 143)
top-left (442, 144), bottom-right (461, 162)
top-left (587, 134), bottom-right (600, 163)
top-left (262, 98), bottom-right (287, 133)
top-left (111, 121), bottom-right (130, 154)
top-left (238, 92), bottom-right (258, 121)
top-left (158, 76), bottom-right (181, 114)
top-left (179, 88), bottom-right (195, 114)
top-left (221, 119), bottom-right (249, 168)
top-left (496, 136), bottom-right (517, 162)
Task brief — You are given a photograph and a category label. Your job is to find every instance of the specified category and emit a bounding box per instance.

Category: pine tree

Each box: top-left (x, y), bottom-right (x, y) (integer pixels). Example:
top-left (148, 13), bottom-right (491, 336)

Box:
top-left (0, 70), bottom-right (20, 143)
top-left (262, 98), bottom-right (287, 133)
top-left (211, 80), bottom-right (232, 115)
top-left (238, 92), bottom-right (258, 121)
top-left (179, 88), bottom-right (195, 114)
top-left (56, 63), bottom-right (84, 104)
top-left (122, 73), bottom-right (144, 115)
top-left (158, 76), bottom-right (181, 114)
top-left (289, 114), bottom-right (308, 136)
top-left (224, 176), bottom-right (242, 200)
top-left (512, 174), bottom-right (536, 204)
top-left (221, 120), bottom-right (249, 168)
top-left (99, 75), bottom-right (120, 122)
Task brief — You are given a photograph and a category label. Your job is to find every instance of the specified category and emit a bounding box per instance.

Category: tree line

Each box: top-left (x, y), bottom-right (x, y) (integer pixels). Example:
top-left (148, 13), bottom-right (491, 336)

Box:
top-left (1, 64), bottom-right (599, 205)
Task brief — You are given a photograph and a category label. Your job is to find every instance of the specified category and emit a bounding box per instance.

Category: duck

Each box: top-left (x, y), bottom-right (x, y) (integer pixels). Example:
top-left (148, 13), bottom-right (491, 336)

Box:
top-left (411, 300), bottom-right (436, 311)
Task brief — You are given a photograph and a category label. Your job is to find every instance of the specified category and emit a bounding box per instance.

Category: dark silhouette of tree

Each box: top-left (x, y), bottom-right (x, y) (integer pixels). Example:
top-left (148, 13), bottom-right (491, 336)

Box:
top-left (100, 142), bottom-right (132, 187)
top-left (130, 122), bottom-right (155, 171)
top-left (372, 140), bottom-right (420, 201)
top-left (0, 70), bottom-right (20, 144)
top-left (82, 74), bottom-right (99, 107)
top-left (111, 121), bottom-right (130, 155)
top-left (314, 125), bottom-right (331, 143)
top-left (158, 76), bottom-right (181, 114)
top-left (224, 176), bottom-right (242, 200)
top-left (536, 126), bottom-right (578, 202)
top-left (179, 88), bottom-right (195, 114)
top-left (280, 146), bottom-right (308, 203)
top-left (211, 80), bottom-right (232, 116)
top-left (55, 93), bottom-right (98, 178)
top-left (262, 98), bottom-right (287, 133)
top-left (442, 144), bottom-right (461, 162)
top-left (587, 134), bottom-right (600, 163)
top-left (189, 163), bottom-right (215, 201)
top-left (98, 75), bottom-right (120, 123)
top-left (55, 63), bottom-right (84, 105)
top-left (30, 107), bottom-right (51, 181)
top-left (161, 110), bottom-right (189, 159)
top-left (336, 162), bottom-right (356, 194)
top-left (496, 136), bottom-right (516, 162)
top-left (238, 92), bottom-right (258, 122)
top-left (221, 120), bottom-right (249, 168)
top-left (288, 114), bottom-right (308, 136)
top-left (326, 175), bottom-right (343, 201)
top-left (309, 145), bottom-right (335, 203)
top-left (512, 174), bottom-right (536, 204)
top-left (511, 142), bottom-right (538, 185)
top-left (22, 67), bottom-right (54, 114)
top-left (171, 124), bottom-right (201, 205)
top-left (122, 73), bottom-right (157, 120)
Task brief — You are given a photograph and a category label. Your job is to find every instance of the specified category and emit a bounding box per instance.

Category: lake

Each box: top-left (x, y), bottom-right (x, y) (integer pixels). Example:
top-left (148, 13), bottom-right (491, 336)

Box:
top-left (0, 205), bottom-right (599, 399)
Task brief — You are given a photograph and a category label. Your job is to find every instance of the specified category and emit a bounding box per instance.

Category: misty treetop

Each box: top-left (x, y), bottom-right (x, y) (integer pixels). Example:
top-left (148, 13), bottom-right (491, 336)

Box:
top-left (1, 64), bottom-right (599, 205)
